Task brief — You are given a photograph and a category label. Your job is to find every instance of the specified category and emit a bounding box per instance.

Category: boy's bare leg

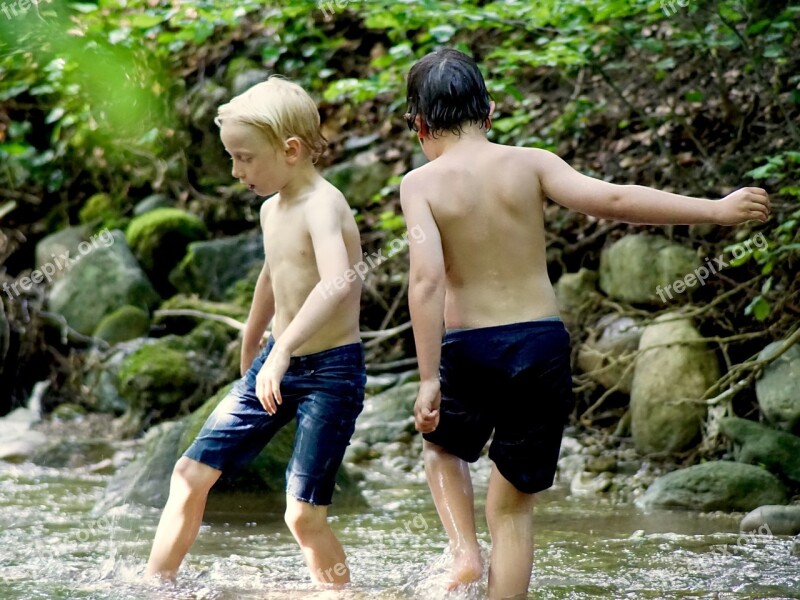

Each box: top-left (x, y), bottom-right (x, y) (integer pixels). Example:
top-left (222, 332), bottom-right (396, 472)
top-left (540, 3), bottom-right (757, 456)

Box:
top-left (423, 440), bottom-right (483, 587)
top-left (145, 457), bottom-right (221, 580)
top-left (485, 466), bottom-right (536, 600)
top-left (285, 496), bottom-right (350, 585)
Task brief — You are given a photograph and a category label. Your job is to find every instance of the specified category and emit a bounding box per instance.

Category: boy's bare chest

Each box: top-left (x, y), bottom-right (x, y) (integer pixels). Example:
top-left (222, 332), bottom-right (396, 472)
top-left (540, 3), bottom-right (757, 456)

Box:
top-left (263, 210), bottom-right (314, 268)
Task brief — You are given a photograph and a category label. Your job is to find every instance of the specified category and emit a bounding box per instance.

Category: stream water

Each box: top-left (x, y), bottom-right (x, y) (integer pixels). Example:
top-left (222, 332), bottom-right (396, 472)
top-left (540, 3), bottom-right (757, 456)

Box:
top-left (1, 455), bottom-right (798, 600)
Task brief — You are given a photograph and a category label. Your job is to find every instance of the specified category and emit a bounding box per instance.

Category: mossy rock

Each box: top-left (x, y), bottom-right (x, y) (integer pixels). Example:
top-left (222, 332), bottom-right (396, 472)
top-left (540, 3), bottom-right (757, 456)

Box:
top-left (637, 461), bottom-right (788, 512)
top-left (93, 305), bottom-right (151, 345)
top-left (117, 337), bottom-right (203, 414)
top-left (133, 194), bottom-right (174, 217)
top-left (169, 232), bottom-right (264, 301)
top-left (79, 193), bottom-right (128, 231)
top-left (125, 208), bottom-right (207, 294)
top-left (719, 417), bottom-right (800, 485)
top-left (48, 230), bottom-right (160, 336)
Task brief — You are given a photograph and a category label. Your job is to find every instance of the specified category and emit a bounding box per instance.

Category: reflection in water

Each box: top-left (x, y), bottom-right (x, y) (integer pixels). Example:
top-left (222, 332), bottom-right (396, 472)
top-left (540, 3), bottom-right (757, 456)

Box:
top-left (1, 460), bottom-right (799, 599)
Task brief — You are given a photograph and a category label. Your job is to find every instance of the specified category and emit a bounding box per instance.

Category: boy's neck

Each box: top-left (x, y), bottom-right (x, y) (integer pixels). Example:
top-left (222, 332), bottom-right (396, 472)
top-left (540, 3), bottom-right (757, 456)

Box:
top-left (277, 160), bottom-right (320, 204)
top-left (423, 124), bottom-right (489, 160)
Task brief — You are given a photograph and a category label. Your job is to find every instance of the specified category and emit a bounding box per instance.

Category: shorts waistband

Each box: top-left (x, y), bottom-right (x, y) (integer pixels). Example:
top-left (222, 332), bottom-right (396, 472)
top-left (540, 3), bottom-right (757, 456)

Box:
top-left (267, 336), bottom-right (364, 368)
top-left (444, 316), bottom-right (564, 340)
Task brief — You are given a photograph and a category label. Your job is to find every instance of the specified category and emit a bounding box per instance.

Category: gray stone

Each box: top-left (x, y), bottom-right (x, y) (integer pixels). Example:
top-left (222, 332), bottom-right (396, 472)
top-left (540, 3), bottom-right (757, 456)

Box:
top-left (599, 234), bottom-right (700, 304)
top-left (94, 420), bottom-right (186, 512)
top-left (756, 339), bottom-right (800, 434)
top-left (719, 417), bottom-right (800, 484)
top-left (630, 314), bottom-right (717, 454)
top-left (554, 268), bottom-right (600, 323)
top-left (637, 462), bottom-right (788, 512)
top-left (354, 382), bottom-right (419, 445)
top-left (133, 194), bottom-right (173, 216)
top-left (169, 232), bottom-right (264, 301)
top-left (48, 230), bottom-right (160, 335)
top-left (34, 224), bottom-right (92, 283)
top-left (792, 534), bottom-right (800, 557)
top-left (32, 439), bottom-right (115, 469)
top-left (740, 505), bottom-right (800, 536)
top-left (577, 315), bottom-right (642, 394)
top-left (323, 151), bottom-right (393, 208)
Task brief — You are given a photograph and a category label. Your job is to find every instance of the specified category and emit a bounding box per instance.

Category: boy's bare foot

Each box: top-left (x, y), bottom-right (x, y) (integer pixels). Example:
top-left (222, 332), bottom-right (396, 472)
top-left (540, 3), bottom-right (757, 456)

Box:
top-left (446, 548), bottom-right (483, 590)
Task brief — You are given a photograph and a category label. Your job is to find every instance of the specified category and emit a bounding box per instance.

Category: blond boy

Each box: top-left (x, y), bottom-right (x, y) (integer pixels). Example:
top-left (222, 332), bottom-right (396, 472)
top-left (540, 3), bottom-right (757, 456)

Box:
top-left (145, 77), bottom-right (365, 586)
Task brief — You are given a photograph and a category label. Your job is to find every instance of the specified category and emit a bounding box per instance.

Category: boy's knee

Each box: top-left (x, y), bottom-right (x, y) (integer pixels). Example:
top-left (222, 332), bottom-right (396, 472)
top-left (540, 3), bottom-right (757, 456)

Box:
top-left (284, 499), bottom-right (325, 539)
top-left (171, 457), bottom-right (219, 495)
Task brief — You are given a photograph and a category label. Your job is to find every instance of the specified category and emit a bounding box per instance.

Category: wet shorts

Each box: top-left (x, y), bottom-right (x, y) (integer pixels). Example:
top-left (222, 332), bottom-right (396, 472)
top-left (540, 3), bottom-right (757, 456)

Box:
top-left (183, 337), bottom-right (366, 505)
top-left (423, 318), bottom-right (574, 494)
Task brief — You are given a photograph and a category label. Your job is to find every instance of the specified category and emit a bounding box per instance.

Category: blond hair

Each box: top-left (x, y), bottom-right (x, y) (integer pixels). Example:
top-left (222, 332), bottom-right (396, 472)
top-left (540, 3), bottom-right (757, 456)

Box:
top-left (215, 76), bottom-right (328, 162)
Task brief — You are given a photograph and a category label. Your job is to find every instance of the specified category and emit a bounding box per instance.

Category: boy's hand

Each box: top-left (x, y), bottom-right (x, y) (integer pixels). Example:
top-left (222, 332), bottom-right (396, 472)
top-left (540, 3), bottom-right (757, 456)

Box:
top-left (414, 380), bottom-right (441, 434)
top-left (716, 187), bottom-right (771, 225)
top-left (256, 344), bottom-right (290, 415)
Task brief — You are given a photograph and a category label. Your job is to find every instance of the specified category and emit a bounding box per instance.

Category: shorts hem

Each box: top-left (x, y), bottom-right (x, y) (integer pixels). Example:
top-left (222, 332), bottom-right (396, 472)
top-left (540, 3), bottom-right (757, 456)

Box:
top-left (182, 448), bottom-right (226, 473)
top-left (422, 431), bottom-right (482, 463)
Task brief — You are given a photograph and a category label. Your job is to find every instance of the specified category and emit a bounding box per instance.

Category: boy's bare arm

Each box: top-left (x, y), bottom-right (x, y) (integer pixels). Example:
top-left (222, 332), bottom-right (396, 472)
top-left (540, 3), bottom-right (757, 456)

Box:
top-left (401, 174), bottom-right (446, 433)
top-left (241, 207), bottom-right (276, 375)
top-left (532, 149), bottom-right (771, 226)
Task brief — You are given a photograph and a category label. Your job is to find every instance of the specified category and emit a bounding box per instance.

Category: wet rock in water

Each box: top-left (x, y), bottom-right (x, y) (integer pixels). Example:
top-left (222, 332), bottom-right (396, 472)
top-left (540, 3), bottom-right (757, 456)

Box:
top-left (755, 339), bottom-right (800, 434)
top-left (169, 232), bottom-right (264, 301)
top-left (585, 455), bottom-right (618, 474)
top-left (570, 471), bottom-right (613, 496)
top-left (322, 150), bottom-right (393, 208)
top-left (93, 305), bottom-right (151, 345)
top-left (354, 382), bottom-right (419, 445)
top-left (740, 505), bottom-right (800, 536)
top-left (637, 461), bottom-right (788, 512)
top-left (125, 208), bottom-right (207, 295)
top-left (133, 194), bottom-right (173, 217)
top-left (51, 403), bottom-right (86, 422)
top-left (792, 535), bottom-right (800, 557)
top-left (577, 315), bottom-right (642, 394)
top-left (48, 230), bottom-right (160, 336)
top-left (630, 314), bottom-right (717, 454)
top-left (94, 420), bottom-right (187, 513)
top-left (31, 438), bottom-right (115, 469)
top-left (0, 381), bottom-right (47, 462)
top-left (34, 224), bottom-right (93, 281)
top-left (718, 416), bottom-right (800, 485)
top-left (599, 234), bottom-right (700, 304)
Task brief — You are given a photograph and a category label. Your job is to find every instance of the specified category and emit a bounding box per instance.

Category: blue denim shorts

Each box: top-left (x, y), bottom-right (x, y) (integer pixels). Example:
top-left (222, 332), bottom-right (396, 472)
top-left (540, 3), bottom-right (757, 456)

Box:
top-left (183, 337), bottom-right (366, 505)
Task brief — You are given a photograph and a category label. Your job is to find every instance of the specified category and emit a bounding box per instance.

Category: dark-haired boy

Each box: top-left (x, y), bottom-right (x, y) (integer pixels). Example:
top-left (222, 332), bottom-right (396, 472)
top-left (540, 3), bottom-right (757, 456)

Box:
top-left (400, 48), bottom-right (770, 599)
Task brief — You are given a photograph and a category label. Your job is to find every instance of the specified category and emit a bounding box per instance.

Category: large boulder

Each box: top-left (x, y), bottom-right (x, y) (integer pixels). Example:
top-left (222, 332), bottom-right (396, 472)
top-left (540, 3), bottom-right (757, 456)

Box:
top-left (32, 439), bottom-right (115, 469)
top-left (630, 314), bottom-right (718, 454)
top-left (353, 382), bottom-right (419, 445)
top-left (125, 208), bottom-right (207, 295)
top-left (718, 416), bottom-right (800, 484)
top-left (599, 234), bottom-right (700, 304)
top-left (323, 150), bottom-right (393, 208)
top-left (755, 339), bottom-right (800, 434)
top-left (637, 462), bottom-right (788, 512)
top-left (169, 232), bottom-right (264, 300)
top-left (48, 230), bottom-right (160, 336)
top-left (94, 420), bottom-right (186, 513)
top-left (740, 505), bottom-right (800, 536)
top-left (577, 315), bottom-right (641, 394)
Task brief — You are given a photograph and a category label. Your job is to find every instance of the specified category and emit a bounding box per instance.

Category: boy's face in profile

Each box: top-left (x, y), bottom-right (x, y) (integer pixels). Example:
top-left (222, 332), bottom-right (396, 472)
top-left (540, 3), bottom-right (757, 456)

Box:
top-left (220, 122), bottom-right (289, 197)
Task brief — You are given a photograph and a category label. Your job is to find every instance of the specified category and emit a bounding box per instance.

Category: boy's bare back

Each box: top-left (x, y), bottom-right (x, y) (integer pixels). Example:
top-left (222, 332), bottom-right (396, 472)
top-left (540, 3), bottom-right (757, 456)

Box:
top-left (261, 178), bottom-right (362, 355)
top-left (404, 140), bottom-right (560, 329)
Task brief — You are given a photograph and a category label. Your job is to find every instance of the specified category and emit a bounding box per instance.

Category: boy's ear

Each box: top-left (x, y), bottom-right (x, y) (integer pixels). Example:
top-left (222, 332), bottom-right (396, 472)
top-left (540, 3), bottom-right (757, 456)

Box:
top-left (284, 137), bottom-right (303, 162)
top-left (489, 100), bottom-right (496, 118)
top-left (415, 116), bottom-right (429, 138)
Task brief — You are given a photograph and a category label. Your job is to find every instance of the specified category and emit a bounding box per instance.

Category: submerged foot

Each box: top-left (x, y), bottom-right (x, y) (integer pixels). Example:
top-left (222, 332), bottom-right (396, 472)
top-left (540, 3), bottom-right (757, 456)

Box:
top-left (446, 549), bottom-right (483, 590)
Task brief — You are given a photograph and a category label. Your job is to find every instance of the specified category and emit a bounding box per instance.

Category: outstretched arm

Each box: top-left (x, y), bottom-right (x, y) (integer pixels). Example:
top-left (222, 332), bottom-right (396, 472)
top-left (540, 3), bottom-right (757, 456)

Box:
top-left (531, 149), bottom-right (770, 225)
top-left (400, 173), bottom-right (445, 434)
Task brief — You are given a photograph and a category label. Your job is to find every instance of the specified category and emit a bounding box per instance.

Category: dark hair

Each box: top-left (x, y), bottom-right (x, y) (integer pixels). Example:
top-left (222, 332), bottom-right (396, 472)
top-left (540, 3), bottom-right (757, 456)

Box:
top-left (405, 48), bottom-right (491, 137)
